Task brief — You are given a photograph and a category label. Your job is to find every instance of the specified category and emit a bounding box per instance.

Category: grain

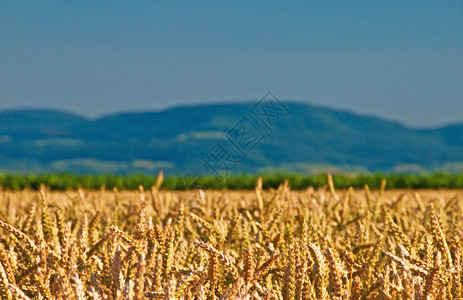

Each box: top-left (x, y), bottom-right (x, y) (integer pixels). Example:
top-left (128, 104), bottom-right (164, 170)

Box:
top-left (0, 178), bottom-right (461, 298)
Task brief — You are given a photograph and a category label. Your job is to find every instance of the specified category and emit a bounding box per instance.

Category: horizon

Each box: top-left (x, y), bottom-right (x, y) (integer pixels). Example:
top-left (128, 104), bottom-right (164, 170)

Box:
top-left (1, 94), bottom-right (462, 175)
top-left (2, 99), bottom-right (462, 130)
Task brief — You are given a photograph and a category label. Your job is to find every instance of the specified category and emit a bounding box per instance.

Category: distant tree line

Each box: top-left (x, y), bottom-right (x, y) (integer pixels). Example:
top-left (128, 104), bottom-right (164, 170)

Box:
top-left (0, 172), bottom-right (462, 190)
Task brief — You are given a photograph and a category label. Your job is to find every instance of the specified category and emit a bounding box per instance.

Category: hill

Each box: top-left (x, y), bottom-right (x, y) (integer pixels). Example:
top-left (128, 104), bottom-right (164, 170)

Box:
top-left (0, 102), bottom-right (462, 174)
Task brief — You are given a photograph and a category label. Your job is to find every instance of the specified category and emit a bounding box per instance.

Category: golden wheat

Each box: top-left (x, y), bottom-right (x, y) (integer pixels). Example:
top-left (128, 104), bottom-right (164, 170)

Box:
top-left (0, 174), bottom-right (462, 299)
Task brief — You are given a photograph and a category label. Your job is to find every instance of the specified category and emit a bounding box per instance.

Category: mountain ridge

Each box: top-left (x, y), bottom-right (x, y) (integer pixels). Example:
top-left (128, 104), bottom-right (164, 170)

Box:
top-left (0, 101), bottom-right (462, 174)
top-left (3, 100), bottom-right (451, 128)
top-left (2, 101), bottom-right (460, 130)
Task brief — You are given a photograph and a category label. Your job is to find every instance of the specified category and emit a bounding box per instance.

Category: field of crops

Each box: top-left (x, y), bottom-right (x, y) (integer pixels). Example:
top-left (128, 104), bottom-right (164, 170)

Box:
top-left (1, 175), bottom-right (463, 299)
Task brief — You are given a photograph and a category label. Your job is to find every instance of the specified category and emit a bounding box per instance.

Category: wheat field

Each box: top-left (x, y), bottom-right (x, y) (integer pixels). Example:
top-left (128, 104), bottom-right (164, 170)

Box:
top-left (1, 175), bottom-right (463, 299)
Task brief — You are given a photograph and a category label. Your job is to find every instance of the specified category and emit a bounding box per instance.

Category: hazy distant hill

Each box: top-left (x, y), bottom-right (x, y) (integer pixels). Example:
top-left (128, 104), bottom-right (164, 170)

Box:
top-left (0, 102), bottom-right (462, 175)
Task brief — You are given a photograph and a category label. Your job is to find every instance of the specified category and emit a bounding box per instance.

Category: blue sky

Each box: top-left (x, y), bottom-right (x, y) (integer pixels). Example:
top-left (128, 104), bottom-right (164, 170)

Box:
top-left (0, 1), bottom-right (462, 127)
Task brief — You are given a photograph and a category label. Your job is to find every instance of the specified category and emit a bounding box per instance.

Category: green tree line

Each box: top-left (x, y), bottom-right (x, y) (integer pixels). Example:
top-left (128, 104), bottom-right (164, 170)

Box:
top-left (0, 172), bottom-right (462, 190)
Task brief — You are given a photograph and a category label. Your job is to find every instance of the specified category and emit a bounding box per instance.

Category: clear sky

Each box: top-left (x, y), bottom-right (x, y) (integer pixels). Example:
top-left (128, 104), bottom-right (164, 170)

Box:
top-left (0, 1), bottom-right (462, 127)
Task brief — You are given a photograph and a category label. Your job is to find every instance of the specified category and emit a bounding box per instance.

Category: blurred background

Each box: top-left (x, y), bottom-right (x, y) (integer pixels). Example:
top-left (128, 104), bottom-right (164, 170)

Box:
top-left (0, 1), bottom-right (462, 177)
